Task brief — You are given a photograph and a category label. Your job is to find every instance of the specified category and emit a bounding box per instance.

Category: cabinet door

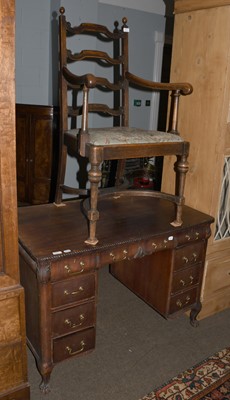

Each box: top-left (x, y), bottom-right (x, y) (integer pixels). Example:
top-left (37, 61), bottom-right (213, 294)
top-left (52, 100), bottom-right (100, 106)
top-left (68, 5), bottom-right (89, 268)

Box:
top-left (29, 110), bottom-right (54, 204)
top-left (16, 104), bottom-right (58, 205)
top-left (16, 110), bottom-right (30, 204)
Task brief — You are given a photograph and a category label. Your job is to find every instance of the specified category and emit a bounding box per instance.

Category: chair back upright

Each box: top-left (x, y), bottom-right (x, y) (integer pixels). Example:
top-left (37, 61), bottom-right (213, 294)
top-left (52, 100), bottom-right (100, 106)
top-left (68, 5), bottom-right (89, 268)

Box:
top-left (59, 8), bottom-right (130, 146)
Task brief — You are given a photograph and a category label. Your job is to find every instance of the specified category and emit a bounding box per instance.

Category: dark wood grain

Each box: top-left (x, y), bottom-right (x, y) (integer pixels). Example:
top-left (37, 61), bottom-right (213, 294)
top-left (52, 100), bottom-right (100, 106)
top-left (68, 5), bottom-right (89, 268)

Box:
top-left (18, 196), bottom-right (213, 260)
top-left (18, 197), bottom-right (213, 392)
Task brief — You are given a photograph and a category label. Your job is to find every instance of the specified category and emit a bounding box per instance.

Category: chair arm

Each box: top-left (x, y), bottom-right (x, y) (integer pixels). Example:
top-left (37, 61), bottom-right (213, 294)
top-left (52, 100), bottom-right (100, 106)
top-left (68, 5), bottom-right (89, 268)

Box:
top-left (126, 71), bottom-right (193, 95)
top-left (63, 66), bottom-right (121, 91)
top-left (63, 66), bottom-right (97, 88)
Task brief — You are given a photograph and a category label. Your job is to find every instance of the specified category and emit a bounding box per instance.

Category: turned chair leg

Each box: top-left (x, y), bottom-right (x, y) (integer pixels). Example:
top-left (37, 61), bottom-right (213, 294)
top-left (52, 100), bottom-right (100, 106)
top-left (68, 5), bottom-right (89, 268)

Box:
top-left (85, 161), bottom-right (102, 245)
top-left (171, 153), bottom-right (189, 227)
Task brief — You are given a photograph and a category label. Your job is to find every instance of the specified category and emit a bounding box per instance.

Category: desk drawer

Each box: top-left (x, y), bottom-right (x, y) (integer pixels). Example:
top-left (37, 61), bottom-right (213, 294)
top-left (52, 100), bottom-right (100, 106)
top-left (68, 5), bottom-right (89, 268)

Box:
top-left (169, 288), bottom-right (198, 314)
top-left (173, 242), bottom-right (204, 271)
top-left (175, 225), bottom-right (211, 245)
top-left (53, 327), bottom-right (95, 363)
top-left (51, 273), bottom-right (96, 308)
top-left (51, 254), bottom-right (97, 281)
top-left (171, 264), bottom-right (201, 294)
top-left (52, 301), bottom-right (96, 337)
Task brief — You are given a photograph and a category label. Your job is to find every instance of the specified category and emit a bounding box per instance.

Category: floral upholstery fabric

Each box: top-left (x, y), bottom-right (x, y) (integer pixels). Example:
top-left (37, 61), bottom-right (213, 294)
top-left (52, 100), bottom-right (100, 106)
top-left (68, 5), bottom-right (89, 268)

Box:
top-left (66, 127), bottom-right (183, 146)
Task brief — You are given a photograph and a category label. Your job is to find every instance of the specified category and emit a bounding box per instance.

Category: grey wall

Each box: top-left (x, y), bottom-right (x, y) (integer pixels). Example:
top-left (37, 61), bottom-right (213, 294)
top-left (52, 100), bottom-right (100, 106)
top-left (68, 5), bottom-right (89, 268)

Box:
top-left (15, 0), bottom-right (165, 191)
top-left (97, 4), bottom-right (165, 130)
top-left (16, 0), bottom-right (165, 110)
top-left (16, 0), bottom-right (51, 104)
top-left (16, 0), bottom-right (99, 105)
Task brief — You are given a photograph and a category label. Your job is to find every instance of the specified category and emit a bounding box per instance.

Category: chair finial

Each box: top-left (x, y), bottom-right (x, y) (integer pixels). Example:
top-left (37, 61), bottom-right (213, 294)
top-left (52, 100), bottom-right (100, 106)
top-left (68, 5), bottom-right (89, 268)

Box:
top-left (114, 20), bottom-right (119, 32)
top-left (122, 17), bottom-right (129, 32)
top-left (59, 6), bottom-right (65, 15)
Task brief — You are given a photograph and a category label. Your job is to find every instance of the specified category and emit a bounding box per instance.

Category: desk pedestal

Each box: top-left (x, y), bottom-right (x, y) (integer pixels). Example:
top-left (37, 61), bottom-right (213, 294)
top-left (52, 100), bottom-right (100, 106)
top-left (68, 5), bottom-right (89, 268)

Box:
top-left (18, 196), bottom-right (213, 393)
top-left (110, 241), bottom-right (206, 322)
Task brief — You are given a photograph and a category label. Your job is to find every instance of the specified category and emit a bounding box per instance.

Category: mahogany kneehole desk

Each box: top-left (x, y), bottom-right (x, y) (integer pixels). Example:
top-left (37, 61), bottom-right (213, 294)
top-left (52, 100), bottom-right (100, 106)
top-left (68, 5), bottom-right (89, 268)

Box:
top-left (18, 195), bottom-right (214, 393)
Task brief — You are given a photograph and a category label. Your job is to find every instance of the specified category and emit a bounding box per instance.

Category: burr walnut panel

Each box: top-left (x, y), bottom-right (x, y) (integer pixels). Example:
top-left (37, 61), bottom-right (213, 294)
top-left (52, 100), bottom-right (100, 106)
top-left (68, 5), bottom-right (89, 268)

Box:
top-left (0, 296), bottom-right (21, 342)
top-left (0, 0), bottom-right (30, 398)
top-left (0, 285), bottom-right (28, 396)
top-left (0, 344), bottom-right (25, 392)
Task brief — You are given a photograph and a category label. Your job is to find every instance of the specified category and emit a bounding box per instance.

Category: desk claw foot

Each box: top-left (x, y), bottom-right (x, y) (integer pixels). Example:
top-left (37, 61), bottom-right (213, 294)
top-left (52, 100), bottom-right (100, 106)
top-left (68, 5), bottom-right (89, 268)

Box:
top-left (190, 301), bottom-right (202, 327)
top-left (39, 375), bottom-right (51, 394)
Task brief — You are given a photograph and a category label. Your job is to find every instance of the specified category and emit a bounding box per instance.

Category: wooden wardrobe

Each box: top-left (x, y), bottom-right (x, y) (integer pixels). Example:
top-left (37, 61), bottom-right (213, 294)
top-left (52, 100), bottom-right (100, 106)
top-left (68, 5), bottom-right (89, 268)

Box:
top-left (0, 1), bottom-right (30, 398)
top-left (162, 0), bottom-right (230, 319)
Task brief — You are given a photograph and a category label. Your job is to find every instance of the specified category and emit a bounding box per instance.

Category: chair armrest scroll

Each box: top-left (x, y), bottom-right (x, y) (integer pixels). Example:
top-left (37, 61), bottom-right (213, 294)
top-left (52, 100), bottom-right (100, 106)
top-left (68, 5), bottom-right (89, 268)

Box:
top-left (63, 66), bottom-right (97, 88)
top-left (126, 71), bottom-right (193, 95)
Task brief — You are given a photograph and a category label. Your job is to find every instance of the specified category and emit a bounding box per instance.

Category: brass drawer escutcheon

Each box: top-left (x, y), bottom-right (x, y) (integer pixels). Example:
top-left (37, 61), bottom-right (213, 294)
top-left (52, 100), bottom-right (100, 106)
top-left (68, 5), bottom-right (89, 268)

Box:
top-left (64, 314), bottom-right (85, 329)
top-left (64, 286), bottom-right (84, 296)
top-left (66, 340), bottom-right (85, 356)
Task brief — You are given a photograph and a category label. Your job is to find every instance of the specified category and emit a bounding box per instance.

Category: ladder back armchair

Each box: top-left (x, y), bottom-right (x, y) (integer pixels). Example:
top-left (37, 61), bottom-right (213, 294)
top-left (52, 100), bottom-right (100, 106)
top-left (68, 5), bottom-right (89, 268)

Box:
top-left (55, 7), bottom-right (193, 245)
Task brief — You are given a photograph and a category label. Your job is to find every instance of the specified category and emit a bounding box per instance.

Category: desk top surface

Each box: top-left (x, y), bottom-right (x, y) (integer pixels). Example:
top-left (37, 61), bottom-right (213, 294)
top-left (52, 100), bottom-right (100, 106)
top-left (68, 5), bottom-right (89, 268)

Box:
top-left (18, 194), bottom-right (214, 262)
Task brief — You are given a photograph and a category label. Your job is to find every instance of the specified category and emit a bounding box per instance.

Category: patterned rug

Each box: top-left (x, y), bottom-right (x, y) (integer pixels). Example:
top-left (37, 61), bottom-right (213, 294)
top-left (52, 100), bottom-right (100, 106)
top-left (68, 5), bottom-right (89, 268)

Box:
top-left (139, 347), bottom-right (230, 400)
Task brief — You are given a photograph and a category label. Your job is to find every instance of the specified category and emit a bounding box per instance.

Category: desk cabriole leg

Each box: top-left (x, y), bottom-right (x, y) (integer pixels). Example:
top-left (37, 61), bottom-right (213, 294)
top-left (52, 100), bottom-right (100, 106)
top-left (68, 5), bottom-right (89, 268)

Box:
top-left (39, 372), bottom-right (51, 394)
top-left (190, 301), bottom-right (202, 327)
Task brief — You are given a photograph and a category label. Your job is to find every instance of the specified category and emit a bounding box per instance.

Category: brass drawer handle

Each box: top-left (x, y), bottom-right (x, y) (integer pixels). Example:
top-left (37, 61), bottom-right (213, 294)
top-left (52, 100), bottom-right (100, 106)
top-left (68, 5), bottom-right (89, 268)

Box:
top-left (110, 250), bottom-right (128, 262)
top-left (192, 253), bottom-right (198, 262)
top-left (110, 252), bottom-right (116, 261)
top-left (64, 286), bottom-right (84, 296)
top-left (176, 299), bottom-right (182, 308)
top-left (65, 314), bottom-right (85, 329)
top-left (195, 232), bottom-right (199, 240)
top-left (66, 340), bottom-right (85, 356)
top-left (182, 256), bottom-right (189, 263)
top-left (185, 235), bottom-right (191, 241)
top-left (64, 261), bottom-right (85, 275)
top-left (123, 250), bottom-right (128, 259)
top-left (180, 276), bottom-right (194, 287)
top-left (176, 296), bottom-right (191, 308)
